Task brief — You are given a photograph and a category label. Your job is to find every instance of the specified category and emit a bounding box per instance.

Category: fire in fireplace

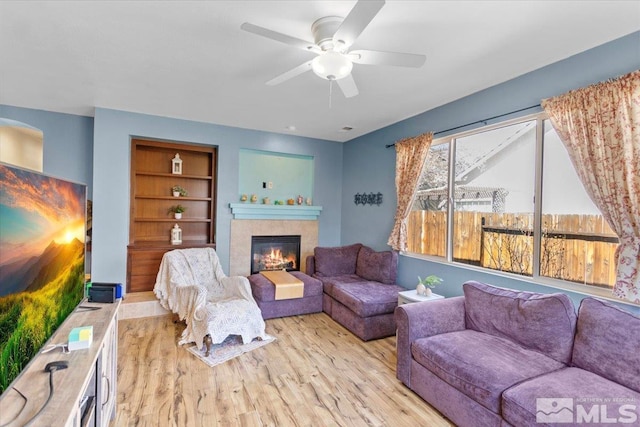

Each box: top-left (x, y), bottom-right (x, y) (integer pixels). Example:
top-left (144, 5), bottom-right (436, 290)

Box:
top-left (251, 235), bottom-right (301, 274)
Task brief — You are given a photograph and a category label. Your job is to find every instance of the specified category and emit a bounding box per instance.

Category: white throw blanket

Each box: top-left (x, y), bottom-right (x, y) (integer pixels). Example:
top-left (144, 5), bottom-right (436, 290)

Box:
top-left (154, 248), bottom-right (267, 349)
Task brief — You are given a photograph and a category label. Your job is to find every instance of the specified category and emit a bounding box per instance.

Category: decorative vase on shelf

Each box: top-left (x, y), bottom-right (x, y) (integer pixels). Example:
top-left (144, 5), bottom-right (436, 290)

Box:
top-left (173, 191), bottom-right (180, 197)
top-left (250, 194), bottom-right (258, 203)
top-left (262, 197), bottom-right (270, 204)
top-left (416, 283), bottom-right (426, 296)
top-left (240, 194), bottom-right (248, 202)
top-left (425, 287), bottom-right (432, 297)
top-left (174, 212), bottom-right (182, 220)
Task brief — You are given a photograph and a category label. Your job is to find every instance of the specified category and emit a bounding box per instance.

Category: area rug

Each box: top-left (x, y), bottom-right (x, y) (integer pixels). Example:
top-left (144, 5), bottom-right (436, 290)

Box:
top-left (186, 335), bottom-right (276, 367)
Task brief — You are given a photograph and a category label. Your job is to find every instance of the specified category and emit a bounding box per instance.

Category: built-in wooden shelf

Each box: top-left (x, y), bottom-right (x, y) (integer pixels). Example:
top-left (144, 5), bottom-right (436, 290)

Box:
top-left (128, 139), bottom-right (217, 293)
top-left (136, 171), bottom-right (213, 180)
top-left (135, 195), bottom-right (212, 201)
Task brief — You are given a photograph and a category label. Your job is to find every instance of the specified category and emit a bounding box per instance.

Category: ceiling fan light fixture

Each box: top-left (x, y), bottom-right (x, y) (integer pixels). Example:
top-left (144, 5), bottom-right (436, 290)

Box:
top-left (312, 51), bottom-right (353, 81)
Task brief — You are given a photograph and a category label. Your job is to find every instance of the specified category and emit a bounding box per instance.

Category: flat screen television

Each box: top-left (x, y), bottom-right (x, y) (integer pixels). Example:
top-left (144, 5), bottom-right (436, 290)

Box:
top-left (0, 162), bottom-right (86, 395)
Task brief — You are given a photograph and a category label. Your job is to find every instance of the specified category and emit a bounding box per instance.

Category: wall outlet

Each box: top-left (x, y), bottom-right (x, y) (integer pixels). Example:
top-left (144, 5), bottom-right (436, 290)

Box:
top-left (268, 182), bottom-right (273, 189)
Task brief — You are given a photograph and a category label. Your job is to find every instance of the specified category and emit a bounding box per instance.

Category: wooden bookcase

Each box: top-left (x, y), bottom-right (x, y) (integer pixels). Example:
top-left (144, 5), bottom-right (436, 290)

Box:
top-left (127, 139), bottom-right (217, 292)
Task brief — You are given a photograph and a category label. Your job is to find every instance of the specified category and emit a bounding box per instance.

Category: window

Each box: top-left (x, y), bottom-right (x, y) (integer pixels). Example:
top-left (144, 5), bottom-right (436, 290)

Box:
top-left (454, 121), bottom-right (536, 273)
top-left (409, 142), bottom-right (450, 257)
top-left (408, 114), bottom-right (618, 292)
top-left (540, 119), bottom-right (618, 288)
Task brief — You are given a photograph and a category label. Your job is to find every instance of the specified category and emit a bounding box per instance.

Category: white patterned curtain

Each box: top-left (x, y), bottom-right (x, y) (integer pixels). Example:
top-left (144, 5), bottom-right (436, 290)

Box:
top-left (542, 70), bottom-right (640, 303)
top-left (387, 132), bottom-right (433, 251)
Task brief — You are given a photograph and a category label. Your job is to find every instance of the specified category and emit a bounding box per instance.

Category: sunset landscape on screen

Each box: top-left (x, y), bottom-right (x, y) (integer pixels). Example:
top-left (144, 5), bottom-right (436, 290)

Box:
top-left (0, 163), bottom-right (86, 394)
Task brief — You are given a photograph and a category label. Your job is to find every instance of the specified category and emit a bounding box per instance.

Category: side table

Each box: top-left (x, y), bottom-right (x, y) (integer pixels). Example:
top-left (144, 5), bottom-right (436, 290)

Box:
top-left (398, 289), bottom-right (444, 305)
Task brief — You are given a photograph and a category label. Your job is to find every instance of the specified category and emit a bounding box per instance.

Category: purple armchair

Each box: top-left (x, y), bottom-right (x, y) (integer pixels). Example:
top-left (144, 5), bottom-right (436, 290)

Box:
top-left (306, 243), bottom-right (404, 341)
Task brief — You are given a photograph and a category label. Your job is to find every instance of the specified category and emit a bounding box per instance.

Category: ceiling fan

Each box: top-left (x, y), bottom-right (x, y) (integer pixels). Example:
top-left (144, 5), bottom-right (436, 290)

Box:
top-left (241, 0), bottom-right (426, 98)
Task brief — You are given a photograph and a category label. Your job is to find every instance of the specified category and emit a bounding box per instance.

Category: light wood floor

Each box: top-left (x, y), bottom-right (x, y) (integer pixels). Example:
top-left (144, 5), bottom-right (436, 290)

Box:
top-left (113, 313), bottom-right (454, 426)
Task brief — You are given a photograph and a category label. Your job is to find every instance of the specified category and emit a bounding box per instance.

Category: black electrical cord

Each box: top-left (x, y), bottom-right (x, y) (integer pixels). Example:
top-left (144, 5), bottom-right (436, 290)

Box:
top-left (0, 387), bottom-right (27, 427)
top-left (76, 305), bottom-right (102, 311)
top-left (21, 363), bottom-right (66, 427)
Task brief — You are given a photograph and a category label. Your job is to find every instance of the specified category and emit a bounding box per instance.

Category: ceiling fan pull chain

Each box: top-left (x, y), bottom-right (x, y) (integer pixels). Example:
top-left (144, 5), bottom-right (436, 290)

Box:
top-left (329, 79), bottom-right (333, 109)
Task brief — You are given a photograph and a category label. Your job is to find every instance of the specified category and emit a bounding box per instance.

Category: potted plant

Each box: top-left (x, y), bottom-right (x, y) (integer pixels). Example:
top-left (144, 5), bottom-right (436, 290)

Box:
top-left (417, 275), bottom-right (443, 297)
top-left (168, 204), bottom-right (186, 219)
top-left (172, 185), bottom-right (188, 197)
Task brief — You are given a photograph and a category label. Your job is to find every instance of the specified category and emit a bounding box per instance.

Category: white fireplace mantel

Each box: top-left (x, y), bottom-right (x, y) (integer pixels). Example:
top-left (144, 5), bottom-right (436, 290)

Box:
top-left (229, 203), bottom-right (322, 220)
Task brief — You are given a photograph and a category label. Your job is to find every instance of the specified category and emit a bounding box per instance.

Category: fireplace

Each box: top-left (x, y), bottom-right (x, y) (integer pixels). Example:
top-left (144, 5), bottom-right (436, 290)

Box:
top-left (251, 235), bottom-right (301, 274)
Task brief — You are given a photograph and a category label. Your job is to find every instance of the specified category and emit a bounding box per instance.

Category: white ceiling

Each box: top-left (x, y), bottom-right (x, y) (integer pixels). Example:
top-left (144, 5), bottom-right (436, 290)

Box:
top-left (1, 1), bottom-right (638, 142)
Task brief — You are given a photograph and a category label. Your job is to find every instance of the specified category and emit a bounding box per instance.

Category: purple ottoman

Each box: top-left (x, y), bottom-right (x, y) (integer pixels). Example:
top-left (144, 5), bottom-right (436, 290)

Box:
top-left (248, 271), bottom-right (323, 319)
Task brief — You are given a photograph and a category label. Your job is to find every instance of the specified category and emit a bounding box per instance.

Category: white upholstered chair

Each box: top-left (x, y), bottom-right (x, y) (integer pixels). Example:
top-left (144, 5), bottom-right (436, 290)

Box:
top-left (154, 247), bottom-right (267, 356)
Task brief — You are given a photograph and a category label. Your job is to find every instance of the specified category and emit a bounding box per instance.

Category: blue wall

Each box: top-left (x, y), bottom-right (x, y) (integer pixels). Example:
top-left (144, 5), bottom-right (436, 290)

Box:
top-left (0, 105), bottom-right (94, 195)
top-left (91, 108), bottom-right (343, 285)
top-left (341, 32), bottom-right (640, 314)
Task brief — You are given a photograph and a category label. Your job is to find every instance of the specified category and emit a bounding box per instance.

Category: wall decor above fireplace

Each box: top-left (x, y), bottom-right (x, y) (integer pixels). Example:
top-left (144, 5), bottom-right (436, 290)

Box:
top-left (354, 192), bottom-right (383, 206)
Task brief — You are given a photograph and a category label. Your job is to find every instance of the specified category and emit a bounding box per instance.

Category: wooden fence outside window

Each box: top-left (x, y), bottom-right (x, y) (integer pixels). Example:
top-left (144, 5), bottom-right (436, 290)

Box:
top-left (407, 211), bottom-right (618, 288)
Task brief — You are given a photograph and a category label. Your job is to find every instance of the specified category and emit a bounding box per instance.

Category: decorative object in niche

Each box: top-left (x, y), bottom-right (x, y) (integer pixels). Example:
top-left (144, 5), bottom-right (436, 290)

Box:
top-left (171, 153), bottom-right (183, 175)
top-left (171, 224), bottom-right (183, 245)
top-left (354, 192), bottom-right (383, 206)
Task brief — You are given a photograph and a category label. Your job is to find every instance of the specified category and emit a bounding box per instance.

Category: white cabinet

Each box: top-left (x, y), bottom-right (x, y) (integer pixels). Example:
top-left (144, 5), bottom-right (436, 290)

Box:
top-left (0, 300), bottom-right (120, 427)
top-left (96, 318), bottom-right (117, 426)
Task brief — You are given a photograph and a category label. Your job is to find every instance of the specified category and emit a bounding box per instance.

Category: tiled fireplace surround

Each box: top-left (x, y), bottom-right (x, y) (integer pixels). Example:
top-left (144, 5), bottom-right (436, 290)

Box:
top-left (229, 219), bottom-right (318, 277)
top-left (121, 218), bottom-right (318, 319)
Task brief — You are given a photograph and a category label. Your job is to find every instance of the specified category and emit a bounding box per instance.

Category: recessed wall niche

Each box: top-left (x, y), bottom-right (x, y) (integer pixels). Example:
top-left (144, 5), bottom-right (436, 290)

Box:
top-left (0, 118), bottom-right (44, 172)
top-left (238, 149), bottom-right (314, 203)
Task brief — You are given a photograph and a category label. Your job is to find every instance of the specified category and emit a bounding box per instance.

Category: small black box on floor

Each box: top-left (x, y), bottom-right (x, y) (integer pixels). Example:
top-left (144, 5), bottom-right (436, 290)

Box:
top-left (88, 286), bottom-right (115, 303)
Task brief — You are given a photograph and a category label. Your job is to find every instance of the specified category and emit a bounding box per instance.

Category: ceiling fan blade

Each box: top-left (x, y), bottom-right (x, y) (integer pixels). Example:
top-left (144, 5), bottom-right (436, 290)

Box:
top-left (336, 74), bottom-right (359, 98)
top-left (349, 49), bottom-right (426, 68)
top-left (241, 22), bottom-right (318, 52)
top-left (333, 0), bottom-right (385, 49)
top-left (266, 60), bottom-right (313, 86)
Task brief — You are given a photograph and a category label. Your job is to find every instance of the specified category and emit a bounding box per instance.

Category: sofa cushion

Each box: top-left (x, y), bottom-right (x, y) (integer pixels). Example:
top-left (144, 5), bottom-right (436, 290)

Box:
top-left (412, 329), bottom-right (565, 414)
top-left (317, 274), bottom-right (362, 297)
top-left (355, 246), bottom-right (398, 284)
top-left (331, 282), bottom-right (404, 317)
top-left (314, 243), bottom-right (363, 277)
top-left (502, 367), bottom-right (640, 427)
top-left (463, 281), bottom-right (576, 364)
top-left (572, 298), bottom-right (640, 393)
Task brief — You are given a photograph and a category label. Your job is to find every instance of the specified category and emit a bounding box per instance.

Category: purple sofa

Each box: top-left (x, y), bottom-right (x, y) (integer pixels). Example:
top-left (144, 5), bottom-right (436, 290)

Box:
top-left (396, 281), bottom-right (640, 427)
top-left (306, 243), bottom-right (404, 341)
